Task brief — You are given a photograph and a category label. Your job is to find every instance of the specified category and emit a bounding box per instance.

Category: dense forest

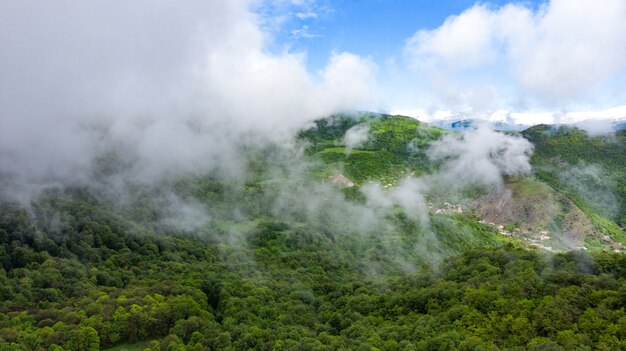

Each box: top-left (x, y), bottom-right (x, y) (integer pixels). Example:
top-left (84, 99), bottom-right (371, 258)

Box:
top-left (1, 115), bottom-right (625, 350)
top-left (2, 192), bottom-right (626, 351)
top-left (522, 126), bottom-right (626, 229)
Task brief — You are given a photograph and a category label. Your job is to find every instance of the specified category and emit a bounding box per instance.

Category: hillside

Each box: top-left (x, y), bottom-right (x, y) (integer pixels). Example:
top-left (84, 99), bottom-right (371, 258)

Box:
top-left (1, 114), bottom-right (625, 350)
top-left (522, 126), bottom-right (626, 245)
top-left (2, 189), bottom-right (626, 351)
top-left (300, 114), bottom-right (624, 252)
top-left (298, 113), bottom-right (445, 184)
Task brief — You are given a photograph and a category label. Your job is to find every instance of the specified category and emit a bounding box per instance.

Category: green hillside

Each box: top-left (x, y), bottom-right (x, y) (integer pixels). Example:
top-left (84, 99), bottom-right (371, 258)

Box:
top-left (522, 126), bottom-right (626, 242)
top-left (301, 114), bottom-right (624, 252)
top-left (299, 114), bottom-right (445, 184)
top-left (2, 190), bottom-right (626, 351)
top-left (1, 114), bottom-right (626, 350)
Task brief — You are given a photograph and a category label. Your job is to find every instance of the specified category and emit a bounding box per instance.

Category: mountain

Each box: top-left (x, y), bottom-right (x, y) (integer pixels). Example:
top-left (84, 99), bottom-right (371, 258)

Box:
top-left (299, 114), bottom-right (624, 252)
top-left (1, 113), bottom-right (625, 350)
top-left (431, 118), bottom-right (530, 132)
top-left (421, 106), bottom-right (626, 133)
top-left (522, 125), bottom-right (626, 247)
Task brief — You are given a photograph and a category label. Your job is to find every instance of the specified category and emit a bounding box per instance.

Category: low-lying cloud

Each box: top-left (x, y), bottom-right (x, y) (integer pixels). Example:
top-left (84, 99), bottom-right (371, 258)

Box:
top-left (427, 125), bottom-right (534, 190)
top-left (558, 163), bottom-right (621, 220)
top-left (0, 0), bottom-right (377, 202)
top-left (343, 124), bottom-right (371, 149)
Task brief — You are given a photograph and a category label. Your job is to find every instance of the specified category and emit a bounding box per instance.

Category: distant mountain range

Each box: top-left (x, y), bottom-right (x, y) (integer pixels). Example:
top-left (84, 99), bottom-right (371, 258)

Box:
top-left (392, 105), bottom-right (626, 132)
top-left (429, 118), bottom-right (529, 131)
top-left (430, 117), bottom-right (626, 132)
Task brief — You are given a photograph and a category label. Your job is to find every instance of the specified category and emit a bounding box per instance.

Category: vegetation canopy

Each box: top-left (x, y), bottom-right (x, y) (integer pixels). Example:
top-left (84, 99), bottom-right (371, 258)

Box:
top-left (0, 114), bottom-right (625, 351)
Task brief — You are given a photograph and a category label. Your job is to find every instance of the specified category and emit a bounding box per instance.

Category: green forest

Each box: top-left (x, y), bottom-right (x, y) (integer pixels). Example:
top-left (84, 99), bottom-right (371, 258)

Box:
top-left (1, 114), bottom-right (625, 351)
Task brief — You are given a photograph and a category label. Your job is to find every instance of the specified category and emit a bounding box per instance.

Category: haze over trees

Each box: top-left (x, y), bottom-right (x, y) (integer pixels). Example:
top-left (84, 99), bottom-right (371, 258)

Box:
top-left (1, 114), bottom-right (625, 350)
top-left (1, 0), bottom-right (626, 350)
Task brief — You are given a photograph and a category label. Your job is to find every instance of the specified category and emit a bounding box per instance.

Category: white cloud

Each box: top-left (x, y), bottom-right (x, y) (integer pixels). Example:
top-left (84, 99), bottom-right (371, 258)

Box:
top-left (508, 111), bottom-right (556, 126)
top-left (391, 104), bottom-right (626, 131)
top-left (427, 125), bottom-right (534, 190)
top-left (343, 124), bottom-right (370, 149)
top-left (405, 5), bottom-right (500, 69)
top-left (362, 177), bottom-right (429, 226)
top-left (319, 52), bottom-right (378, 109)
top-left (566, 105), bottom-right (626, 121)
top-left (404, 0), bottom-right (626, 107)
top-left (295, 11), bottom-right (318, 19)
top-left (0, 0), bottom-right (376, 200)
top-left (291, 25), bottom-right (322, 38)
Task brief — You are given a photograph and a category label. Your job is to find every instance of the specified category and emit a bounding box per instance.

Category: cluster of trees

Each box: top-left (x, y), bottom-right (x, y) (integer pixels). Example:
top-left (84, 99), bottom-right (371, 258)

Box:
top-left (523, 125), bottom-right (626, 229)
top-left (299, 114), bottom-right (443, 184)
top-left (2, 189), bottom-right (626, 350)
top-left (1, 117), bottom-right (625, 350)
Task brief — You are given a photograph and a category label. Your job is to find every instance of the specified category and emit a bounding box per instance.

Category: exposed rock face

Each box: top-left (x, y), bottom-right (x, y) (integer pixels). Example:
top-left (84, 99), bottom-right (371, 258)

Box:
top-left (473, 178), bottom-right (601, 247)
top-left (474, 186), bottom-right (559, 230)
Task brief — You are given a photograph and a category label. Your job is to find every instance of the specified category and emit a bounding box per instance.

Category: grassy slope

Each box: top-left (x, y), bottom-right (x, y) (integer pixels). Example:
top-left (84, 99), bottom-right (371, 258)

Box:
top-left (522, 126), bottom-right (626, 245)
top-left (297, 114), bottom-right (516, 251)
top-left (299, 114), bottom-right (444, 184)
top-left (303, 115), bottom-right (625, 251)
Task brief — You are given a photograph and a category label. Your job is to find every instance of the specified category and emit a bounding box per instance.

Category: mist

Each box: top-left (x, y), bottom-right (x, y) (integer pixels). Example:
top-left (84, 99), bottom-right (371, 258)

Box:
top-left (426, 125), bottom-right (534, 191)
top-left (558, 163), bottom-right (621, 219)
top-left (0, 1), bottom-right (542, 273)
top-left (0, 0), bottom-right (376, 204)
top-left (343, 124), bottom-right (371, 150)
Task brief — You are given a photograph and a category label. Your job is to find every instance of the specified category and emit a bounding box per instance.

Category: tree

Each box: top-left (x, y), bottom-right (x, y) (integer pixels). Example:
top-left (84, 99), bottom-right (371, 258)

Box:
top-left (66, 327), bottom-right (99, 351)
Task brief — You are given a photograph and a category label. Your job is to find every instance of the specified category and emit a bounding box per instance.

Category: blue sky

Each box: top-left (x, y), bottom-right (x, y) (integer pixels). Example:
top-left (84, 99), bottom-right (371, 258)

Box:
top-left (256, 0), bottom-right (626, 120)
top-left (263, 0), bottom-right (544, 71)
